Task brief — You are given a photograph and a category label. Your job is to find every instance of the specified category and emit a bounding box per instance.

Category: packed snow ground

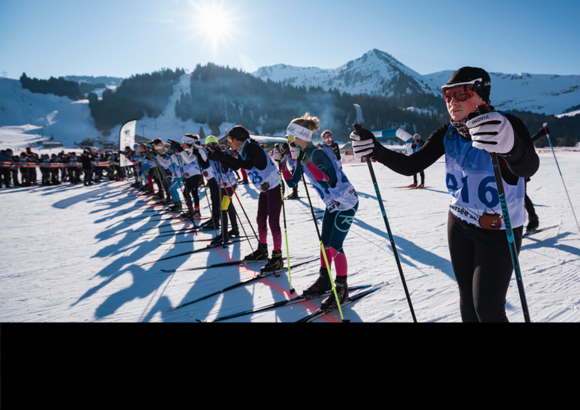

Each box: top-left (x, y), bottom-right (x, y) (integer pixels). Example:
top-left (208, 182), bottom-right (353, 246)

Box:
top-left (1, 152), bottom-right (579, 322)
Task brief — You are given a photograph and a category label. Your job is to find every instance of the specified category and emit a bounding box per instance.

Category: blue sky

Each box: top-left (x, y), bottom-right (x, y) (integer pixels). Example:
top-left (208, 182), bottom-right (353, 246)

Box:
top-left (1, 0), bottom-right (579, 80)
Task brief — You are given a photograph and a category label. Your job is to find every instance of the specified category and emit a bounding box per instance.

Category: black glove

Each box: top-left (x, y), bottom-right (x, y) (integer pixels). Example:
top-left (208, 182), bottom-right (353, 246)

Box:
top-left (350, 124), bottom-right (379, 158)
top-left (168, 139), bottom-right (184, 153)
top-left (209, 147), bottom-right (224, 160)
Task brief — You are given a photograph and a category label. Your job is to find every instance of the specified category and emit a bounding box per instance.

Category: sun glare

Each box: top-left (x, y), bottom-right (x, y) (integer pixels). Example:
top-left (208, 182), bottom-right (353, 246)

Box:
top-left (190, 1), bottom-right (235, 49)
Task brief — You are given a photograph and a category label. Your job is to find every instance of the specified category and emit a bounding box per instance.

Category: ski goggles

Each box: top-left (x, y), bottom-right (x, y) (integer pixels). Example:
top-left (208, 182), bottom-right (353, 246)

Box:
top-left (441, 78), bottom-right (481, 103)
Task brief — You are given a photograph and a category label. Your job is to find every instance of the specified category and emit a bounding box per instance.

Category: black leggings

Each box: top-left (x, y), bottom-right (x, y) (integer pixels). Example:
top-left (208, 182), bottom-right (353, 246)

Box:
top-left (184, 175), bottom-right (201, 209)
top-left (447, 212), bottom-right (523, 322)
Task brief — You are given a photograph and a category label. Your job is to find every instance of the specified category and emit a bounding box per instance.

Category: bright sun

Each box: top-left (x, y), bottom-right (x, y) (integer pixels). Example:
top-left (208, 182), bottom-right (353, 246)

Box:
top-left (190, 1), bottom-right (235, 48)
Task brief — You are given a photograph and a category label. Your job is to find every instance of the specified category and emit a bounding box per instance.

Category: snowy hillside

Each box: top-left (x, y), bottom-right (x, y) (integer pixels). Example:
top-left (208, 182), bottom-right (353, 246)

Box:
top-left (1, 152), bottom-right (579, 322)
top-left (255, 49), bottom-right (580, 116)
top-left (0, 77), bottom-right (101, 152)
top-left (0, 75), bottom-right (233, 152)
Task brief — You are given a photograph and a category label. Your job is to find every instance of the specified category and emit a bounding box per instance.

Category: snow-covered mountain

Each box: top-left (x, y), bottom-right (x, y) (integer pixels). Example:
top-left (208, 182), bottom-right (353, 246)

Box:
top-left (254, 49), bottom-right (438, 98)
top-left (254, 49), bottom-right (580, 116)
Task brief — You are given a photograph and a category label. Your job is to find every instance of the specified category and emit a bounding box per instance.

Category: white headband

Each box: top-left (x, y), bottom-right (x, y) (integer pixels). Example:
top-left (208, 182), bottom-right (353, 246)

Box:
top-left (286, 123), bottom-right (313, 142)
top-left (182, 136), bottom-right (195, 145)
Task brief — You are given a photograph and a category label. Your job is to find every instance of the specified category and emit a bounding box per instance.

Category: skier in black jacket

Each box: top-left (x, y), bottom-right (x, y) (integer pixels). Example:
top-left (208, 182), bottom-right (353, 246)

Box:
top-left (80, 149), bottom-right (93, 186)
top-left (351, 67), bottom-right (539, 322)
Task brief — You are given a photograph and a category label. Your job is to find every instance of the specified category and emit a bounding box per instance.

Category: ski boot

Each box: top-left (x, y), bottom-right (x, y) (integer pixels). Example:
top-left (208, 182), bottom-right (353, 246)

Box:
top-left (181, 205), bottom-right (194, 221)
top-left (260, 250), bottom-right (284, 274)
top-left (285, 189), bottom-right (299, 200)
top-left (227, 227), bottom-right (240, 238)
top-left (210, 233), bottom-right (229, 246)
top-left (169, 202), bottom-right (183, 212)
top-left (320, 277), bottom-right (348, 312)
top-left (525, 216), bottom-right (539, 236)
top-left (200, 218), bottom-right (219, 230)
top-left (192, 206), bottom-right (201, 220)
top-left (408, 182), bottom-right (417, 188)
top-left (417, 183), bottom-right (424, 189)
top-left (243, 243), bottom-right (268, 261)
top-left (302, 267), bottom-right (332, 299)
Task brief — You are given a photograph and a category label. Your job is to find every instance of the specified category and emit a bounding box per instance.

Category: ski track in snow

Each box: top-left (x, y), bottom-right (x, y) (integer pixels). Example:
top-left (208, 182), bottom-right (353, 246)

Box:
top-left (1, 153), bottom-right (580, 322)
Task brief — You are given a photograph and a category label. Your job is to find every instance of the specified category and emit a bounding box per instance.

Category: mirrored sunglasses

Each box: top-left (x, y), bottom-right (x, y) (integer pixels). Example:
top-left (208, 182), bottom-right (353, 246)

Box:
top-left (442, 85), bottom-right (476, 103)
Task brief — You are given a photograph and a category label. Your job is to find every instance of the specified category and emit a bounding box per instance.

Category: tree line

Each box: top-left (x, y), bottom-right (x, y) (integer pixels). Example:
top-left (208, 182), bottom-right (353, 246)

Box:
top-left (20, 73), bottom-right (85, 101)
top-left (87, 68), bottom-right (185, 135)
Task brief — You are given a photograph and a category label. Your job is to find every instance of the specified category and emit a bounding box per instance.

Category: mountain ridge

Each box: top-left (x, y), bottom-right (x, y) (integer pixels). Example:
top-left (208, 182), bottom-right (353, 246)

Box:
top-left (254, 49), bottom-right (580, 116)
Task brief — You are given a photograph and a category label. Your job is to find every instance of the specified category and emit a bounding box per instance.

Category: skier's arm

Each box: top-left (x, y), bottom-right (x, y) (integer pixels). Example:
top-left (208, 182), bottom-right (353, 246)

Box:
top-left (179, 149), bottom-right (196, 165)
top-left (280, 159), bottom-right (302, 188)
top-left (216, 144), bottom-right (267, 171)
top-left (290, 145), bottom-right (331, 183)
top-left (310, 149), bottom-right (336, 188)
top-left (498, 115), bottom-right (540, 179)
top-left (370, 125), bottom-right (447, 176)
top-left (155, 154), bottom-right (171, 168)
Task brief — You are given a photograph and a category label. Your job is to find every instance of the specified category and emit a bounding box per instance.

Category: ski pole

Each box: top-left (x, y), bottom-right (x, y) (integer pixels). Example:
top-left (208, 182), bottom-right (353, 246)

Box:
top-left (292, 144), bottom-right (348, 323)
top-left (543, 123), bottom-right (580, 233)
top-left (353, 124), bottom-right (417, 323)
top-left (275, 144), bottom-right (295, 293)
top-left (146, 150), bottom-right (166, 198)
top-left (470, 105), bottom-right (531, 322)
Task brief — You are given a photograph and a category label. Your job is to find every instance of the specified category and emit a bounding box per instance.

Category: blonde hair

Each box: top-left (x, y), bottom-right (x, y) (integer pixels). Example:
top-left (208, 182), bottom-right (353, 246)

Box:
top-left (291, 112), bottom-right (320, 132)
top-left (321, 130), bottom-right (333, 138)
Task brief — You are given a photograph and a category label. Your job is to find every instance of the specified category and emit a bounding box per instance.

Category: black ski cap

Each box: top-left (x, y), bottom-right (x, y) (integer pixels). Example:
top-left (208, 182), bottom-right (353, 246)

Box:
top-left (227, 126), bottom-right (250, 141)
top-left (442, 67), bottom-right (491, 104)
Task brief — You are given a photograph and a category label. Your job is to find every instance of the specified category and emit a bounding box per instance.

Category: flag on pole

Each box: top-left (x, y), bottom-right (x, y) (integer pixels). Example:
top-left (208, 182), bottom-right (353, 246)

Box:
top-left (119, 119), bottom-right (137, 167)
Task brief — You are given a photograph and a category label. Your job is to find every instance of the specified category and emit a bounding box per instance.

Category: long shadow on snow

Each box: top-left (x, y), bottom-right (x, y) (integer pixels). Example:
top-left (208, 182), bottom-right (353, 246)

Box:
top-left (353, 218), bottom-right (456, 281)
top-left (72, 220), bottom-right (202, 319)
top-left (521, 231), bottom-right (580, 257)
top-left (52, 186), bottom-right (129, 209)
top-left (69, 190), bottom-right (197, 316)
top-left (74, 182), bottom-right (245, 320)
top-left (159, 242), bottom-right (265, 322)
